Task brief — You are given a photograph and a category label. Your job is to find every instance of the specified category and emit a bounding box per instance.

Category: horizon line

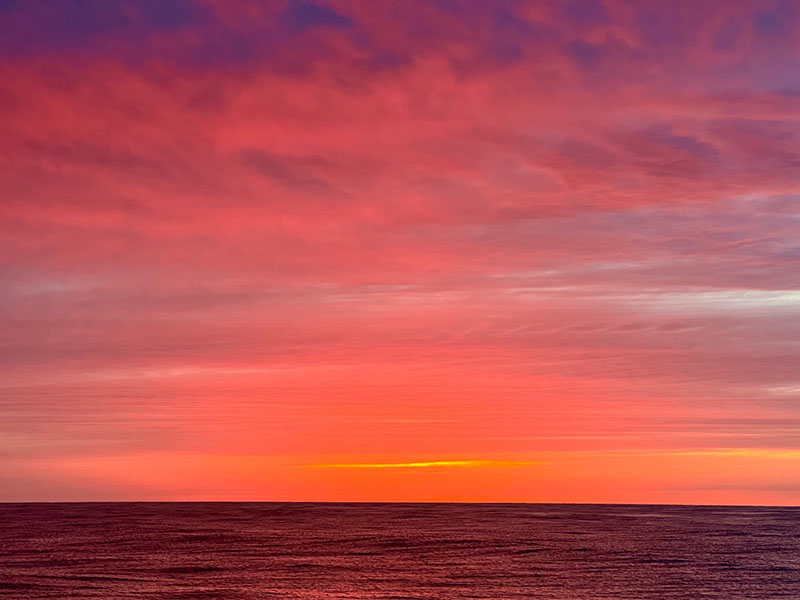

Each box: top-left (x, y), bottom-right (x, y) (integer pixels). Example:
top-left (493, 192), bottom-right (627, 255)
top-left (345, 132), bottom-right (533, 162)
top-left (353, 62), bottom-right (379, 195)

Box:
top-left (2, 500), bottom-right (798, 508)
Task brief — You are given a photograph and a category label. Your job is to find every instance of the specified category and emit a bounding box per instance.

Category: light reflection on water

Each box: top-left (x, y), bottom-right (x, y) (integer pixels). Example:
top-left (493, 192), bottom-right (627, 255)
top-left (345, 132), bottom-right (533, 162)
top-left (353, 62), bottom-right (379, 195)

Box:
top-left (1, 502), bottom-right (799, 599)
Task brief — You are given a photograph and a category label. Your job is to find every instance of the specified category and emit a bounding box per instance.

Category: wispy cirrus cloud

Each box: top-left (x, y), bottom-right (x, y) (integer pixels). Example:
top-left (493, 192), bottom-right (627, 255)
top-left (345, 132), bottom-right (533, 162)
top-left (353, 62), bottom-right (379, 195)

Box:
top-left (305, 460), bottom-right (540, 469)
top-left (0, 0), bottom-right (799, 503)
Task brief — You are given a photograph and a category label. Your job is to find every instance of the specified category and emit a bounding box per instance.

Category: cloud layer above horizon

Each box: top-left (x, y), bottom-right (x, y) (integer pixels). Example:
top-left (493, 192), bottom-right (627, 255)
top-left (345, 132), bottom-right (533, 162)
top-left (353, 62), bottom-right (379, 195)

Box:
top-left (1, 0), bottom-right (799, 503)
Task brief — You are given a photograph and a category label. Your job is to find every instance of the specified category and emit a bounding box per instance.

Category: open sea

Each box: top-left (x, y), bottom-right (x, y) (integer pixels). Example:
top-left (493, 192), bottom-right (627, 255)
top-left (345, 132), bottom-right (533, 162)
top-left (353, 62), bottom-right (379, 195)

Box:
top-left (0, 503), bottom-right (798, 599)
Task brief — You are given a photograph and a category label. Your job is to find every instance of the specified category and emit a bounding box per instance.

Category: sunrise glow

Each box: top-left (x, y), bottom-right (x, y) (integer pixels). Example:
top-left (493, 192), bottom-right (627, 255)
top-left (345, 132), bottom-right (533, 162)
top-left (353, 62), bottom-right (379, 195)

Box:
top-left (1, 0), bottom-right (799, 505)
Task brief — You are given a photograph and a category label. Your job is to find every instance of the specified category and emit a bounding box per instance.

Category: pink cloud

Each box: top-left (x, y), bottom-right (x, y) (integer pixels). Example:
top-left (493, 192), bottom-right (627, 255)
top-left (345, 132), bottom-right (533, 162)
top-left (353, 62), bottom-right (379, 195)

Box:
top-left (1, 0), bottom-right (799, 502)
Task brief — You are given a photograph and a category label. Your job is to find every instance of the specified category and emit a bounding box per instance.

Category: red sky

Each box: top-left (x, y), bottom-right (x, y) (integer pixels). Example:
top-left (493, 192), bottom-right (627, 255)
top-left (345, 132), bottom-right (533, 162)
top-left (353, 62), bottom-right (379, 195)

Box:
top-left (1, 0), bottom-right (800, 504)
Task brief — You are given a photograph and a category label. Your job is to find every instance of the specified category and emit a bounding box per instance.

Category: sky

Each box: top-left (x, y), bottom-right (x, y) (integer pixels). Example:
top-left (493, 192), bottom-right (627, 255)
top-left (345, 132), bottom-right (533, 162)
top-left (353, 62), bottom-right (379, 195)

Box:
top-left (1, 0), bottom-right (799, 504)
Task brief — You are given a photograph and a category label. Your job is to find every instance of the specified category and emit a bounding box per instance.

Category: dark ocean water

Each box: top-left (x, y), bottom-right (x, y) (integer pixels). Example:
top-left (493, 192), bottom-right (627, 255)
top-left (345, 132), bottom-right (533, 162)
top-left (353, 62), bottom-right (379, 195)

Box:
top-left (1, 503), bottom-right (798, 599)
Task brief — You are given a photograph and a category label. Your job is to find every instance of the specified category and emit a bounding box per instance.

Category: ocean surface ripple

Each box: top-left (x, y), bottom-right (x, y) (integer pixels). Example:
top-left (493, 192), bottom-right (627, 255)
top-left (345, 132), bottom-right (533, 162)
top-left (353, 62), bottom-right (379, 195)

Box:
top-left (1, 503), bottom-right (799, 599)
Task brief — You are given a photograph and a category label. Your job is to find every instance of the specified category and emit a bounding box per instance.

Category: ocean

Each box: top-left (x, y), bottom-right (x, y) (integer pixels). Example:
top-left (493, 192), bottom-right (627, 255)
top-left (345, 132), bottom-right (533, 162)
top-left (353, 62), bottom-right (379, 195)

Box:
top-left (1, 503), bottom-right (798, 599)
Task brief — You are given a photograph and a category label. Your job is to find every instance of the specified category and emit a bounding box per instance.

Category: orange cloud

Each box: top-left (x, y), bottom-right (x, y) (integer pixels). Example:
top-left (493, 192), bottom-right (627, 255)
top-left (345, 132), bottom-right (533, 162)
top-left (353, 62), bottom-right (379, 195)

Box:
top-left (305, 460), bottom-right (541, 469)
top-left (1, 0), bottom-right (799, 503)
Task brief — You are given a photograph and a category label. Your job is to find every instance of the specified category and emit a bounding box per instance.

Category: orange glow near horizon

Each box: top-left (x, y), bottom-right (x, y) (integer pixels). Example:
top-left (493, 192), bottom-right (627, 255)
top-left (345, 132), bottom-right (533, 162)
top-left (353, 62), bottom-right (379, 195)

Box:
top-left (1, 0), bottom-right (800, 505)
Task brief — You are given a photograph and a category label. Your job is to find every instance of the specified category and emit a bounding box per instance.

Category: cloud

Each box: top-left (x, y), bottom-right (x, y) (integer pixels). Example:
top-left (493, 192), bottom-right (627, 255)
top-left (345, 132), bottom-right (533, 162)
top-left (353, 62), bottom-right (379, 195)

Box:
top-left (280, 1), bottom-right (355, 33)
top-left (306, 460), bottom-right (540, 469)
top-left (0, 0), bottom-right (799, 502)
